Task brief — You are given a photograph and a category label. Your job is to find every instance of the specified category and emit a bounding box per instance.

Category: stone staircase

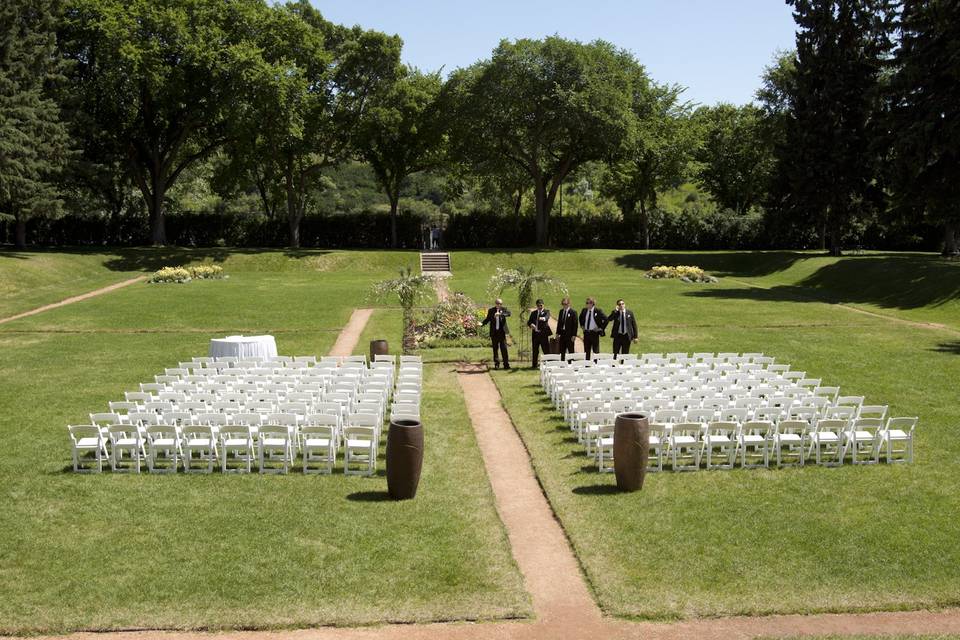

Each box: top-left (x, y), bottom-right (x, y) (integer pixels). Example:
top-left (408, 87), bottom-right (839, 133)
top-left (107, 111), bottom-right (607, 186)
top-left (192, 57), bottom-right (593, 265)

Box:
top-left (420, 252), bottom-right (451, 274)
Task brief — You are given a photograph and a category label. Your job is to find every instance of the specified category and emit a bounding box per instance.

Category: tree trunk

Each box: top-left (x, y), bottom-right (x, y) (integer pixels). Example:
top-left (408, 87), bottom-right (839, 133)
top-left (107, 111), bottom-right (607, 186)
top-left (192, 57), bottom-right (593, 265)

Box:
top-left (147, 174), bottom-right (167, 246)
top-left (285, 160), bottom-right (301, 249)
top-left (639, 200), bottom-right (650, 250)
top-left (513, 190), bottom-right (522, 235)
top-left (534, 178), bottom-right (548, 247)
top-left (389, 196), bottom-right (399, 249)
top-left (942, 222), bottom-right (958, 256)
top-left (828, 224), bottom-right (843, 257)
top-left (14, 216), bottom-right (26, 250)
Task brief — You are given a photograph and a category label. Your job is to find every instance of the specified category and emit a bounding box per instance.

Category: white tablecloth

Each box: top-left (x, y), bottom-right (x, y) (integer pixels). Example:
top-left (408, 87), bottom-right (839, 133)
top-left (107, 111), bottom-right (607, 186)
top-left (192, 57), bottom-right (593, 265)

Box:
top-left (208, 335), bottom-right (278, 359)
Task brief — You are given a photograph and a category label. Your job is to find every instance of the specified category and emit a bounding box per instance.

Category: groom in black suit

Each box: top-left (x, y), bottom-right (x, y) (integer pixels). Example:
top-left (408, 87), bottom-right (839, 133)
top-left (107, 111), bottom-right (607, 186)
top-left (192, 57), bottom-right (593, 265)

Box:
top-left (607, 298), bottom-right (638, 356)
top-left (555, 296), bottom-right (578, 360)
top-left (578, 297), bottom-right (607, 360)
top-left (527, 299), bottom-right (552, 368)
top-left (481, 298), bottom-right (511, 369)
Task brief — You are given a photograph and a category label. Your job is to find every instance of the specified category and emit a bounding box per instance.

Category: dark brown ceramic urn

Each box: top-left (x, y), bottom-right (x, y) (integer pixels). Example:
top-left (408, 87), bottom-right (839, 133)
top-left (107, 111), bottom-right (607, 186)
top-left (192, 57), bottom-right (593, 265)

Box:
top-left (613, 412), bottom-right (649, 492)
top-left (386, 418), bottom-right (424, 500)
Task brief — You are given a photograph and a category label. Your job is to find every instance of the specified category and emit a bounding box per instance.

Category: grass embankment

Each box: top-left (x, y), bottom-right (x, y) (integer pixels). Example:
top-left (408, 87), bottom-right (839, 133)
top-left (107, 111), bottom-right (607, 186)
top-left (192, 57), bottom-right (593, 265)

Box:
top-left (0, 250), bottom-right (528, 634)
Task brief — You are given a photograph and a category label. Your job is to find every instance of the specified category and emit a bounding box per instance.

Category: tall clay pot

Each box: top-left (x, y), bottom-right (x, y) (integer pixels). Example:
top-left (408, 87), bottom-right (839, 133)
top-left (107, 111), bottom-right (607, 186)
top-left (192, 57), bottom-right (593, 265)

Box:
top-left (386, 418), bottom-right (424, 500)
top-left (613, 412), bottom-right (649, 492)
top-left (370, 339), bottom-right (389, 362)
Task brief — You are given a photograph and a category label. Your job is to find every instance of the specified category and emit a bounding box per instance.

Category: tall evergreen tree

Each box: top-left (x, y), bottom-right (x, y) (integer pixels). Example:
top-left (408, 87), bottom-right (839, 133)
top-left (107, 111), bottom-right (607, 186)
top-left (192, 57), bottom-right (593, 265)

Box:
top-left (776, 0), bottom-right (896, 255)
top-left (0, 0), bottom-right (71, 249)
top-left (888, 0), bottom-right (960, 256)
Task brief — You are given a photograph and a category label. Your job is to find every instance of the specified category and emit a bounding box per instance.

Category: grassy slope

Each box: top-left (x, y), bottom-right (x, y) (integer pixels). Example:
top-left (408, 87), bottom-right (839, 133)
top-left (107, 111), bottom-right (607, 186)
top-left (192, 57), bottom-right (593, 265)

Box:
top-left (0, 248), bottom-right (423, 320)
top-left (0, 251), bottom-right (529, 634)
top-left (474, 251), bottom-right (960, 619)
top-left (444, 250), bottom-right (960, 333)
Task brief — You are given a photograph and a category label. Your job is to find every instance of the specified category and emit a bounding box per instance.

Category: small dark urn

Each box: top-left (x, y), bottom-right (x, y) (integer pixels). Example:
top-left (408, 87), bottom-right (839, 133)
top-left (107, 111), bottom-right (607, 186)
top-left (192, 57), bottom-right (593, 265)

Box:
top-left (613, 412), bottom-right (649, 492)
top-left (369, 339), bottom-right (389, 362)
top-left (386, 418), bottom-right (424, 500)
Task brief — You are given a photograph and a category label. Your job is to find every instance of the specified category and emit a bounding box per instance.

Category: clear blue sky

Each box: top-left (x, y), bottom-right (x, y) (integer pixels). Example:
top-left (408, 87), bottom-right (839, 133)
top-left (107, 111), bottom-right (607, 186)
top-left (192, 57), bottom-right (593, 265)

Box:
top-left (314, 0), bottom-right (798, 107)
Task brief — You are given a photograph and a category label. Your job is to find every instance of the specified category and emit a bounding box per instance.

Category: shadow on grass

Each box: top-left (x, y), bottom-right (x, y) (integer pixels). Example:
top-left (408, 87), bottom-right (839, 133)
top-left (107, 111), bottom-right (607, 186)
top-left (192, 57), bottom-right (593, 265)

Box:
top-left (0, 246), bottom-right (334, 273)
top-left (572, 483), bottom-right (621, 495)
top-left (613, 251), bottom-right (809, 278)
top-left (346, 490), bottom-right (392, 502)
top-left (682, 255), bottom-right (960, 311)
top-left (932, 341), bottom-right (960, 355)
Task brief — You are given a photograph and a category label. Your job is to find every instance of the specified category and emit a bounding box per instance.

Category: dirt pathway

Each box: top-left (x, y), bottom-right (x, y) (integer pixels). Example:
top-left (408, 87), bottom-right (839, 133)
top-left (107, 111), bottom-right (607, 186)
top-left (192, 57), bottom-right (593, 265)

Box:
top-left (457, 366), bottom-right (605, 635)
top-left (432, 275), bottom-right (451, 302)
top-left (327, 308), bottom-right (373, 357)
top-left (0, 276), bottom-right (146, 326)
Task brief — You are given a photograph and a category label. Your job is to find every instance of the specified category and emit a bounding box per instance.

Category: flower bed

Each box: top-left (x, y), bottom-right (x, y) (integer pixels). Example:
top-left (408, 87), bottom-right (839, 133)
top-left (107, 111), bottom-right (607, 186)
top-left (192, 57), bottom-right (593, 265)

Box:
top-left (149, 264), bottom-right (226, 284)
top-left (644, 264), bottom-right (717, 283)
top-left (414, 292), bottom-right (486, 346)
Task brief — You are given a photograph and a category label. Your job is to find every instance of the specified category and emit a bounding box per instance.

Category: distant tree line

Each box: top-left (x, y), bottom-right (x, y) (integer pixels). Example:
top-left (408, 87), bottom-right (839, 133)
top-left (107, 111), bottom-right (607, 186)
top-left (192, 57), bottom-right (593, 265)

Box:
top-left (1, 0), bottom-right (957, 254)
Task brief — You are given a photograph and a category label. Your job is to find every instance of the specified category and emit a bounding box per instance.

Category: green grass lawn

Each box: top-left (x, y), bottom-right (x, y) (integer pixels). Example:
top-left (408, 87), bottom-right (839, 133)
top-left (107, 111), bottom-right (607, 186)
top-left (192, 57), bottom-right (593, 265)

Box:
top-left (473, 250), bottom-right (960, 620)
top-left (2, 247), bottom-right (958, 631)
top-left (0, 250), bottom-right (528, 634)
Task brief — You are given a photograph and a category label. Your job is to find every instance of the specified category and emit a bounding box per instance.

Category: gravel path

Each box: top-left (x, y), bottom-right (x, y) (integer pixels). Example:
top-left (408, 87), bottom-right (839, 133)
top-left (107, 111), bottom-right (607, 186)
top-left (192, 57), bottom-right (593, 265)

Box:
top-left (0, 276), bottom-right (146, 325)
top-left (327, 308), bottom-right (374, 356)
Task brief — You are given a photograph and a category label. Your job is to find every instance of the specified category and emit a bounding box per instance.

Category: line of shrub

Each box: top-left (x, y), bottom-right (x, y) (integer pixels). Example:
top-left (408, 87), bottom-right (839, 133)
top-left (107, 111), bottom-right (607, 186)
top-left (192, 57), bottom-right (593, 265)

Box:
top-left (2, 208), bottom-right (942, 251)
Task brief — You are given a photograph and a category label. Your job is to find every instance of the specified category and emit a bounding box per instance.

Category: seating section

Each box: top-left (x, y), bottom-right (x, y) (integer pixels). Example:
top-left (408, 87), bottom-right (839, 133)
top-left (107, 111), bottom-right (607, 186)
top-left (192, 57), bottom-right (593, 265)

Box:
top-left (66, 353), bottom-right (422, 475)
top-left (540, 352), bottom-right (917, 473)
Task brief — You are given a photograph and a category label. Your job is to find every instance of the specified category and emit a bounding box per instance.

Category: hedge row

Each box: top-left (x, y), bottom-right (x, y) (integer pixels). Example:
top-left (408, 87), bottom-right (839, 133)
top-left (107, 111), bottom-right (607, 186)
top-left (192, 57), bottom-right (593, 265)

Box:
top-left (3, 208), bottom-right (941, 251)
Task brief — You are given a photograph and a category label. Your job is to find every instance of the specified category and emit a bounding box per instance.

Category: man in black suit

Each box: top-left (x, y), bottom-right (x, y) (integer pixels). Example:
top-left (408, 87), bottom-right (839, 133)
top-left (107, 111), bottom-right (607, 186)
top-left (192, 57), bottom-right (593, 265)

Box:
top-left (608, 298), bottom-right (638, 356)
top-left (578, 297), bottom-right (607, 360)
top-left (527, 298), bottom-right (552, 369)
top-left (480, 298), bottom-right (511, 369)
top-left (555, 296), bottom-right (578, 360)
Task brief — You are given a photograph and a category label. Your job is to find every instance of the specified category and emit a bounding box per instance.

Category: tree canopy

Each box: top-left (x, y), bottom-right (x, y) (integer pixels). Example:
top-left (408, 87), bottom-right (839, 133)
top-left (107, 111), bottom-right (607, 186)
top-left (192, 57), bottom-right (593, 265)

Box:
top-left (0, 0), bottom-right (71, 249)
top-left (446, 37), bottom-right (642, 246)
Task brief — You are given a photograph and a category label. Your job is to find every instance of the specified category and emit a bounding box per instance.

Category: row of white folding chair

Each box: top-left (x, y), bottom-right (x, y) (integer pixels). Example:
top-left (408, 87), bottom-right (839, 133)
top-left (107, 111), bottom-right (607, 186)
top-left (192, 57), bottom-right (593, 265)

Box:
top-left (69, 423), bottom-right (297, 473)
top-left (582, 416), bottom-right (916, 473)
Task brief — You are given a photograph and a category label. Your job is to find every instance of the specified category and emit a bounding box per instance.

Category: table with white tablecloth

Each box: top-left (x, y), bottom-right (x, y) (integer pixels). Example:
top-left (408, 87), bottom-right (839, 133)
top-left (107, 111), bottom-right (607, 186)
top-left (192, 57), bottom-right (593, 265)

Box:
top-left (208, 335), bottom-right (278, 359)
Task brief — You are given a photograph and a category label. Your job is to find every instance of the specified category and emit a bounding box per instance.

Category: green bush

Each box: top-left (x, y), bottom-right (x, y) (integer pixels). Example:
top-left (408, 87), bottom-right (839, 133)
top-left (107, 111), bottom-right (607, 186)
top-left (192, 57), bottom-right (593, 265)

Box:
top-left (148, 266), bottom-right (192, 284)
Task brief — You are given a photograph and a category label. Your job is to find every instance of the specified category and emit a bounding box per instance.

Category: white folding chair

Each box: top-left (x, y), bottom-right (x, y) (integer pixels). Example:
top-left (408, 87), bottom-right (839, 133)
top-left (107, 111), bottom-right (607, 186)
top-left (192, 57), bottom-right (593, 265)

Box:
top-left (301, 424), bottom-right (337, 474)
top-left (258, 424), bottom-right (291, 474)
top-left (107, 424), bottom-right (144, 473)
top-left (647, 422), bottom-right (668, 472)
top-left (182, 425), bottom-right (218, 473)
top-left (668, 422), bottom-right (702, 471)
top-left (701, 421), bottom-right (737, 470)
top-left (67, 425), bottom-right (107, 472)
top-left (220, 425), bottom-right (254, 473)
top-left (739, 420), bottom-right (773, 469)
top-left (145, 424), bottom-right (181, 473)
top-left (808, 418), bottom-right (846, 466)
top-left (343, 426), bottom-right (377, 476)
top-left (880, 417), bottom-right (917, 463)
top-left (773, 420), bottom-right (808, 467)
top-left (847, 418), bottom-right (884, 465)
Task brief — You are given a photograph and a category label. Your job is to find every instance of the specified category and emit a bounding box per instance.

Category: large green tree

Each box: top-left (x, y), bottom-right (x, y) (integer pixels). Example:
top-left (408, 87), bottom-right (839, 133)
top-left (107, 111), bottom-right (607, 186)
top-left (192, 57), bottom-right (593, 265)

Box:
top-left (224, 1), bottom-right (400, 248)
top-left (0, 0), bottom-right (71, 249)
top-left (446, 37), bottom-right (639, 246)
top-left (775, 0), bottom-right (896, 255)
top-left (356, 67), bottom-right (445, 248)
top-left (599, 82), bottom-right (695, 248)
top-left (887, 0), bottom-right (960, 255)
top-left (60, 0), bottom-right (266, 245)
top-left (693, 103), bottom-right (775, 215)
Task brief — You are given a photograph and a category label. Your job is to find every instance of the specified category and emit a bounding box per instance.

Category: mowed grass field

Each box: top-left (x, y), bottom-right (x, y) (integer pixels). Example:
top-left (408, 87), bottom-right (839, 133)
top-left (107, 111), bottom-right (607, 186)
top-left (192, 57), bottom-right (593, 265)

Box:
top-left (1, 247), bottom-right (958, 631)
top-left (462, 250), bottom-right (960, 619)
top-left (0, 249), bottom-right (528, 634)
top-left (371, 249), bottom-right (960, 618)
